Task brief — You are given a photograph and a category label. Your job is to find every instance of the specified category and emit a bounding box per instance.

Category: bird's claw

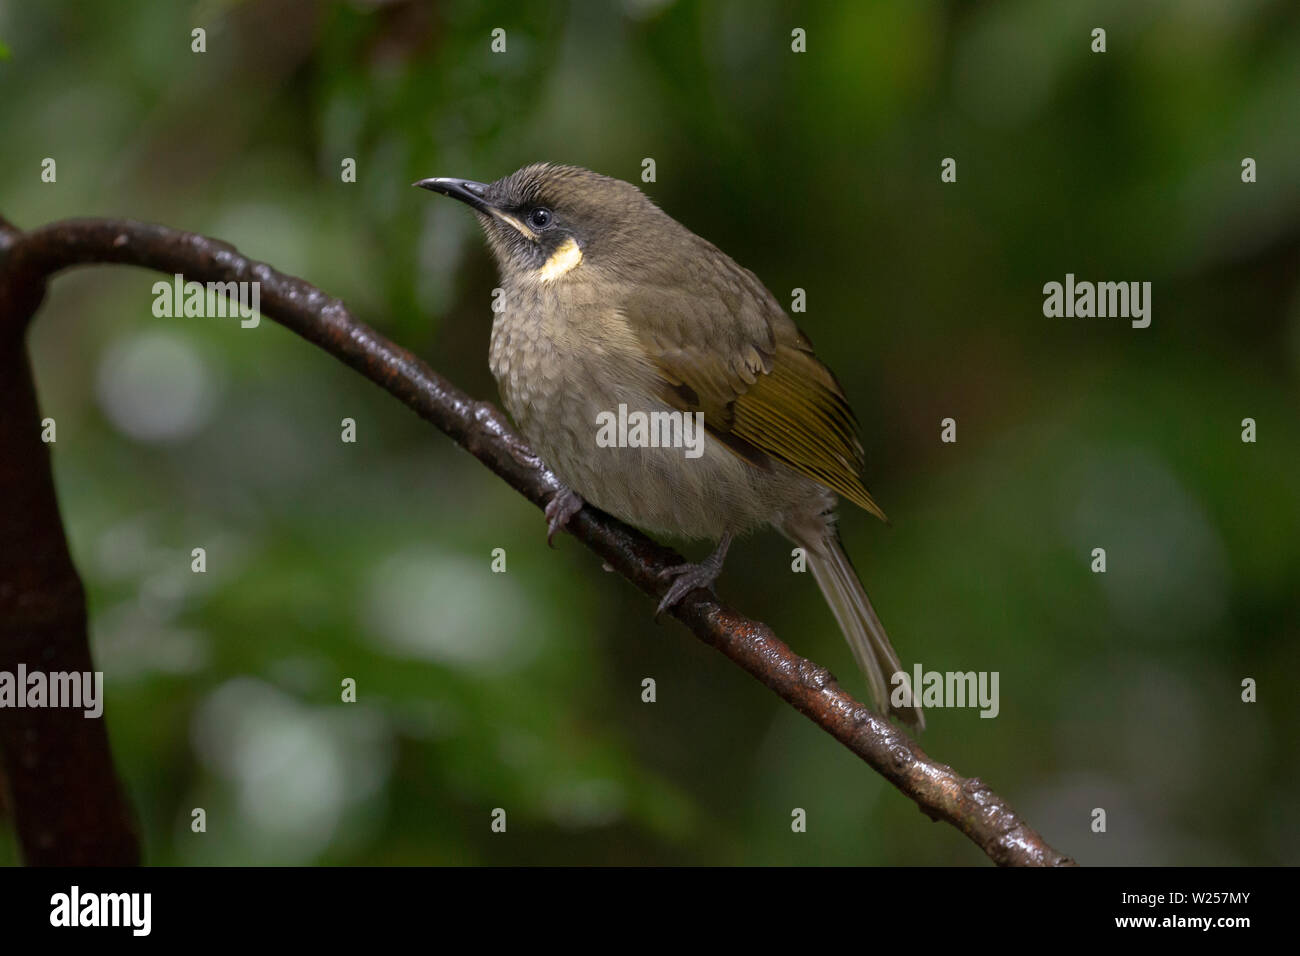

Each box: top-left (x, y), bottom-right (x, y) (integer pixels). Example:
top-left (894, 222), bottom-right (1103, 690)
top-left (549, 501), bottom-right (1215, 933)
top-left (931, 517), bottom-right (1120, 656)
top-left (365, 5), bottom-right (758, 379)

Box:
top-left (653, 533), bottom-right (734, 618)
top-left (654, 560), bottom-right (722, 618)
top-left (544, 487), bottom-right (584, 548)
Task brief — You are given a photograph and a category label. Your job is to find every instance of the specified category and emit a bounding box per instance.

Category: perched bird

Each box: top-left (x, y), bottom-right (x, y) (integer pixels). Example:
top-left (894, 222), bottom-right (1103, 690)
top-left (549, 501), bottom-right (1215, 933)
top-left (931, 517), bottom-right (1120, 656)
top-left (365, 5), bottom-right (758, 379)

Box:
top-left (416, 164), bottom-right (923, 728)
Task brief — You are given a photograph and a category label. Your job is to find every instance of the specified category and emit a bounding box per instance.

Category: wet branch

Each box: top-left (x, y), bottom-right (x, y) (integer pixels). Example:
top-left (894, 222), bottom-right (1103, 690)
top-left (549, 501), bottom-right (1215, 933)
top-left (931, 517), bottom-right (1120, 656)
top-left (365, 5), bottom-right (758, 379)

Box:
top-left (0, 215), bottom-right (1074, 867)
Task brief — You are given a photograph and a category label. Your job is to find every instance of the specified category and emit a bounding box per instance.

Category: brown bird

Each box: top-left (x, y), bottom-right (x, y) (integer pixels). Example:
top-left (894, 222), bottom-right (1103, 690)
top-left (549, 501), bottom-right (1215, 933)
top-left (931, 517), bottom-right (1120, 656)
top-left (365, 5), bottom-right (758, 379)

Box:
top-left (417, 164), bottom-right (923, 728)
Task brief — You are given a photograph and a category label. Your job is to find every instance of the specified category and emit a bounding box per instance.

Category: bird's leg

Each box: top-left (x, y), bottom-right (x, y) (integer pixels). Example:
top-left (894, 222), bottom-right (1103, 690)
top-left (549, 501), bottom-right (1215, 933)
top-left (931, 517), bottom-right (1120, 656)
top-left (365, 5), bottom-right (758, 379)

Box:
top-left (655, 532), bottom-right (734, 617)
top-left (544, 485), bottom-right (585, 548)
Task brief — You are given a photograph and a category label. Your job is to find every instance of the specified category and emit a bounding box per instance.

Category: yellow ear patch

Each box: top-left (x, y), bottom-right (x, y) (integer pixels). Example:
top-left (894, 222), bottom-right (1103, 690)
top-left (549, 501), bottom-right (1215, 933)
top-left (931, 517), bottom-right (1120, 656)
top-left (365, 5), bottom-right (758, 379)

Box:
top-left (535, 237), bottom-right (583, 282)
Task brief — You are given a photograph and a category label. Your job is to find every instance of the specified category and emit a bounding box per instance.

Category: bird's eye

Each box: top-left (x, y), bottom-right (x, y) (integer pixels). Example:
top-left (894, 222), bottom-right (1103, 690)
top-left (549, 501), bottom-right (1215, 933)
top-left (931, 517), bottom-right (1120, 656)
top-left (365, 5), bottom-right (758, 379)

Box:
top-left (527, 207), bottom-right (553, 230)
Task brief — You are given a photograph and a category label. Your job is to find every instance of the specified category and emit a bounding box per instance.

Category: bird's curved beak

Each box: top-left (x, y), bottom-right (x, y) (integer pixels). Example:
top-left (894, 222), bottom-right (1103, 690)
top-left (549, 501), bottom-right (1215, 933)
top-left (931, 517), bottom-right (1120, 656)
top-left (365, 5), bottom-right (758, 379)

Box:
top-left (414, 177), bottom-right (493, 215)
top-left (414, 176), bottom-right (537, 240)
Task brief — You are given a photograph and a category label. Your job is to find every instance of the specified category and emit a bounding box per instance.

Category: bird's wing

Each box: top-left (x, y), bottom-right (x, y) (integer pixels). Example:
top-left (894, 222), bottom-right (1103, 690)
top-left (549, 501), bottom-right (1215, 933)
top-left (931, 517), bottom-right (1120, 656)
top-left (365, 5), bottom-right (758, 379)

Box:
top-left (624, 247), bottom-right (886, 521)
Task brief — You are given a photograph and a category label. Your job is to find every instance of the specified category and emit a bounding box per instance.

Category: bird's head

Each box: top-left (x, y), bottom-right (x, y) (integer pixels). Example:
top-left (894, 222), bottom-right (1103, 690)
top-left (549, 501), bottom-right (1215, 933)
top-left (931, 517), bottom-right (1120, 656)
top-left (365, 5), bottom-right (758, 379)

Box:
top-left (416, 163), bottom-right (669, 285)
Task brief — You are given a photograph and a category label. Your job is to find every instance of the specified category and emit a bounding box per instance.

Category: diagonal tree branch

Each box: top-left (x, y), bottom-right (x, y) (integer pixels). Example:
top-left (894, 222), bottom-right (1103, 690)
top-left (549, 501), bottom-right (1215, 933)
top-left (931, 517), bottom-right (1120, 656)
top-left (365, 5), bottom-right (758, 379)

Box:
top-left (0, 215), bottom-right (1074, 866)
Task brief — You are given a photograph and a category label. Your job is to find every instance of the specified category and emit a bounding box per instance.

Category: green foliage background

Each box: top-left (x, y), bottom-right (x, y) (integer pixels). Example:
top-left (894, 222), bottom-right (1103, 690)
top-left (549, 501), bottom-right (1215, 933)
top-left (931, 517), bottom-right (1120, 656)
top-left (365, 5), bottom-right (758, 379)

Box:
top-left (0, 0), bottom-right (1296, 865)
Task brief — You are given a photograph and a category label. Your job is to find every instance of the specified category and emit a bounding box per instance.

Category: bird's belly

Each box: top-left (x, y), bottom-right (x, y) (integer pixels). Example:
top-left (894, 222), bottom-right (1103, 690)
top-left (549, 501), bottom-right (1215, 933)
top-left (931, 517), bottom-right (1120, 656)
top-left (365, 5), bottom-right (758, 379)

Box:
top-left (540, 418), bottom-right (772, 540)
top-left (489, 309), bottom-right (773, 540)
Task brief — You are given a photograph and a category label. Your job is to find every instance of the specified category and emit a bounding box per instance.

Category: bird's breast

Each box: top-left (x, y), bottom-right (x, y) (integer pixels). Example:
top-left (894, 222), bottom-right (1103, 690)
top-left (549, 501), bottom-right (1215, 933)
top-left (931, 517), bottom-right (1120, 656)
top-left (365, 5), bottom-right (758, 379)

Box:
top-left (489, 281), bottom-right (646, 428)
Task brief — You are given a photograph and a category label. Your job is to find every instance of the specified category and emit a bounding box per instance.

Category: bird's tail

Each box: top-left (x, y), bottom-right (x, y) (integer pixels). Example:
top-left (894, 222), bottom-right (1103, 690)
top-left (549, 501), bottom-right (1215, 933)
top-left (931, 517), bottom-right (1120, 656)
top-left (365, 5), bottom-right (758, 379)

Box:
top-left (801, 530), bottom-right (924, 730)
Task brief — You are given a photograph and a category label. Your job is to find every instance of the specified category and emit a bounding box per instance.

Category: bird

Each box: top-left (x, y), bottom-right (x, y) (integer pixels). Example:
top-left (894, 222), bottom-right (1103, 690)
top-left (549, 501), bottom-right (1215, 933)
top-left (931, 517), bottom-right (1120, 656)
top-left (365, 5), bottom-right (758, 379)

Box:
top-left (416, 163), bottom-right (923, 729)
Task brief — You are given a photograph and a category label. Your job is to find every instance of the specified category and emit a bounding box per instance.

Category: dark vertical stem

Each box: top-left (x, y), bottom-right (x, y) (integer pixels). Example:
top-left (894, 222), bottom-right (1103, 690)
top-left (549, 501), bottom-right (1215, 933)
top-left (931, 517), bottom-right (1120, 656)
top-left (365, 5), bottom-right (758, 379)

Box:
top-left (0, 222), bottom-right (140, 865)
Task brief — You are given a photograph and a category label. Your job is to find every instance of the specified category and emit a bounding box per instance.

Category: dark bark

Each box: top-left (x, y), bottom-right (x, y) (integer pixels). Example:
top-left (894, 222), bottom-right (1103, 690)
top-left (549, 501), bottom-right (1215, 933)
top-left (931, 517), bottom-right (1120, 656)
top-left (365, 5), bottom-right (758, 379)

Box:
top-left (0, 219), bottom-right (139, 864)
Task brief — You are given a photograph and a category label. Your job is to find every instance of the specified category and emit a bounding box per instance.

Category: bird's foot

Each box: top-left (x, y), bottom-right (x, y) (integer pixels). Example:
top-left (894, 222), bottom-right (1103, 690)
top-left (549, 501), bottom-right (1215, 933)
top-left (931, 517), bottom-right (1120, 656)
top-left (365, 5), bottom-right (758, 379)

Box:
top-left (544, 486), bottom-right (585, 548)
top-left (655, 533), bottom-right (733, 617)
